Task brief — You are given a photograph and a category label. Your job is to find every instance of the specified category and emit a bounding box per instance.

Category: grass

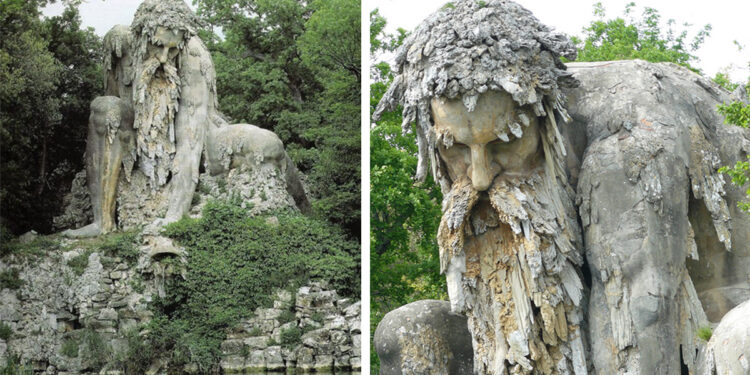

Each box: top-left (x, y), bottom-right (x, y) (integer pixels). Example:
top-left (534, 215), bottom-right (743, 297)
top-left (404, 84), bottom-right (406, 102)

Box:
top-left (697, 326), bottom-right (712, 342)
top-left (0, 322), bottom-right (12, 341)
top-left (60, 337), bottom-right (79, 358)
top-left (0, 269), bottom-right (22, 290)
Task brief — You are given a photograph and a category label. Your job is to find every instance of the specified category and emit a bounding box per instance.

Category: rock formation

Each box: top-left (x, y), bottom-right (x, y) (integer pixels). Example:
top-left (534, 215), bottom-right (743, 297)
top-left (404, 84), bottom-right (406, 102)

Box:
top-left (696, 299), bottom-right (750, 375)
top-left (0, 243), bottom-right (359, 374)
top-left (374, 0), bottom-right (750, 374)
top-left (220, 284), bottom-right (361, 373)
top-left (374, 300), bottom-right (473, 375)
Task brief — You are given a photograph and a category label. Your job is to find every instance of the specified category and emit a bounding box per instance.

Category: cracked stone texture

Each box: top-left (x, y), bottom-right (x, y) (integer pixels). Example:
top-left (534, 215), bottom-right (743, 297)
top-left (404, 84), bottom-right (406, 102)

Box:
top-left (565, 60), bottom-right (750, 374)
top-left (375, 60), bottom-right (750, 375)
top-left (374, 300), bottom-right (473, 375)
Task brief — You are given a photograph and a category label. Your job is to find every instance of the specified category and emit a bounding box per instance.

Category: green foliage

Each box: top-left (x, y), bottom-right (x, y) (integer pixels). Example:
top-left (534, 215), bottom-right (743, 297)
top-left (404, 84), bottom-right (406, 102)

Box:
top-left (1, 2), bottom-right (102, 234)
top-left (442, 2), bottom-right (455, 10)
top-left (0, 268), bottom-right (22, 290)
top-left (67, 250), bottom-right (92, 276)
top-left (717, 85), bottom-right (750, 213)
top-left (136, 200), bottom-right (357, 372)
top-left (370, 14), bottom-right (447, 374)
top-left (718, 101), bottom-right (750, 129)
top-left (0, 322), bottom-right (12, 341)
top-left (96, 231), bottom-right (139, 265)
top-left (719, 157), bottom-right (750, 212)
top-left (80, 328), bottom-right (110, 371)
top-left (713, 72), bottom-right (740, 92)
top-left (310, 311), bottom-right (324, 324)
top-left (196, 0), bottom-right (360, 237)
top-left (1, 235), bottom-right (57, 259)
top-left (114, 328), bottom-right (153, 375)
top-left (279, 326), bottom-right (302, 349)
top-left (278, 310), bottom-right (296, 324)
top-left (571, 2), bottom-right (710, 71)
top-left (60, 337), bottom-right (79, 358)
top-left (0, 355), bottom-right (33, 375)
top-left (697, 326), bottom-right (712, 341)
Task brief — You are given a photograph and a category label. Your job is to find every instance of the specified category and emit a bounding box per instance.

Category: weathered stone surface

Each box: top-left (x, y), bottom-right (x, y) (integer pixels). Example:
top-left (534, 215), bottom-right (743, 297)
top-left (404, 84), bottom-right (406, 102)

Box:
top-left (60, 0), bottom-right (310, 239)
top-left (375, 300), bottom-right (473, 375)
top-left (218, 283), bottom-right (360, 373)
top-left (697, 299), bottom-right (750, 375)
top-left (375, 5), bottom-right (750, 372)
top-left (565, 60), bottom-right (750, 374)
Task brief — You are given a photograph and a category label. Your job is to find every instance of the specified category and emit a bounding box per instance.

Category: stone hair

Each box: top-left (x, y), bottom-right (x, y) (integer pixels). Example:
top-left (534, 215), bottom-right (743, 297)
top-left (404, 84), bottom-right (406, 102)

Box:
top-left (373, 0), bottom-right (578, 187)
top-left (130, 0), bottom-right (202, 76)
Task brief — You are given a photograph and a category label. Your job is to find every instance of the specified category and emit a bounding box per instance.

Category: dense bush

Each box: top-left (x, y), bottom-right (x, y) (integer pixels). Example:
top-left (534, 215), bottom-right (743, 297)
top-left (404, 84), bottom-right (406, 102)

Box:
top-left (132, 200), bottom-right (358, 373)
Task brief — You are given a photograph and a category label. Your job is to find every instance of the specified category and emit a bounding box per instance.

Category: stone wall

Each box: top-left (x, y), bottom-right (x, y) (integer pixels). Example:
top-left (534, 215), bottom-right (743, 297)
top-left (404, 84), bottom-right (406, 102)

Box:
top-left (220, 283), bottom-right (361, 373)
top-left (0, 237), bottom-right (153, 374)
top-left (0, 237), bottom-right (360, 374)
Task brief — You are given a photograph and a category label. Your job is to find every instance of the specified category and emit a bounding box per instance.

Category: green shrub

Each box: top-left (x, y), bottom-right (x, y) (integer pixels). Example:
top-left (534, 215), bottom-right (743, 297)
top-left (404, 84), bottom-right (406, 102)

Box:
top-left (67, 250), bottom-right (92, 276)
top-left (60, 337), bottom-right (79, 358)
top-left (310, 312), bottom-right (324, 324)
top-left (116, 328), bottom-right (153, 375)
top-left (80, 328), bottom-right (109, 370)
top-left (142, 200), bottom-right (358, 372)
top-left (0, 322), bottom-right (12, 341)
top-left (0, 269), bottom-right (22, 290)
top-left (279, 327), bottom-right (302, 349)
top-left (97, 231), bottom-right (139, 265)
top-left (278, 310), bottom-right (296, 324)
top-left (697, 326), bottom-right (713, 342)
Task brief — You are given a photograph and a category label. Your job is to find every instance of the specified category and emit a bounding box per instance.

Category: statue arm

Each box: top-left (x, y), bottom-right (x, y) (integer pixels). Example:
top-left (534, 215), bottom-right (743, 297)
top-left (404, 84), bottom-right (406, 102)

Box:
top-left (164, 37), bottom-right (211, 222)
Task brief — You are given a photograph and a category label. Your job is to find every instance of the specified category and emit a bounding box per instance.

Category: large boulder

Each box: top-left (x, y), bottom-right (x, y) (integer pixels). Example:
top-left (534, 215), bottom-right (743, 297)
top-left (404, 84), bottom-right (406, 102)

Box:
top-left (697, 299), bottom-right (750, 374)
top-left (374, 300), bottom-right (473, 375)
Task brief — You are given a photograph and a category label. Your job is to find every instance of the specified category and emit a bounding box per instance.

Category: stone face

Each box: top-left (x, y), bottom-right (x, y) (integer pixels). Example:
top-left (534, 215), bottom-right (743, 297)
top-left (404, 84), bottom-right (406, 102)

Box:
top-left (375, 300), bottom-right (473, 375)
top-left (375, 13), bottom-right (750, 374)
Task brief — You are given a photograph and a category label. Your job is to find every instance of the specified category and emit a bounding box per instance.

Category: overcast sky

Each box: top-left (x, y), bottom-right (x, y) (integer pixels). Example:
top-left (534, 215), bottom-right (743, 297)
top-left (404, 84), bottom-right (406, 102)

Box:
top-left (372, 0), bottom-right (750, 82)
top-left (44, 0), bottom-right (750, 82)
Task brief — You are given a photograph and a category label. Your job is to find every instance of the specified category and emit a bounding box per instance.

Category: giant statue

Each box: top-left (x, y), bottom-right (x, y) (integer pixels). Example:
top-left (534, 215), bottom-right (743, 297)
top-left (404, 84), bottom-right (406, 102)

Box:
top-left (63, 0), bottom-right (308, 238)
top-left (374, 0), bottom-right (750, 374)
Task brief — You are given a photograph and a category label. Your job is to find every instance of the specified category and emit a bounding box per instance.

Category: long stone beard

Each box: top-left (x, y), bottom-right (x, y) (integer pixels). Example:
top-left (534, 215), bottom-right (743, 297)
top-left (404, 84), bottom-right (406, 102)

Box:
top-left (133, 57), bottom-right (181, 187)
top-left (438, 171), bottom-right (587, 375)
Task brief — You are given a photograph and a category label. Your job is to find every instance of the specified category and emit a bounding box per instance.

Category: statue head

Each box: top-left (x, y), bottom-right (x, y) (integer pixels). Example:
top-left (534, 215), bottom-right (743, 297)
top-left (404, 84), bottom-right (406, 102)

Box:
top-left (374, 0), bottom-right (578, 192)
top-left (128, 0), bottom-right (203, 186)
top-left (375, 3), bottom-right (586, 370)
top-left (131, 0), bottom-right (200, 59)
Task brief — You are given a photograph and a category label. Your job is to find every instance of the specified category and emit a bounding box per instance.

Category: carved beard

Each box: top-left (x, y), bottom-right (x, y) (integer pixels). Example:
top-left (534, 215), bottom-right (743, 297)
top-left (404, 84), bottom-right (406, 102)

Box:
top-left (438, 170), bottom-right (586, 375)
top-left (133, 56), bottom-right (181, 187)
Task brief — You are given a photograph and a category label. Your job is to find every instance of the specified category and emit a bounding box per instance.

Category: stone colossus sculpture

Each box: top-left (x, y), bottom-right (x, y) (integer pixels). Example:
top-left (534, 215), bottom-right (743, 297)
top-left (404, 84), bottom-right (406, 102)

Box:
top-left (62, 0), bottom-right (309, 238)
top-left (374, 0), bottom-right (750, 374)
top-left (374, 1), bottom-right (587, 373)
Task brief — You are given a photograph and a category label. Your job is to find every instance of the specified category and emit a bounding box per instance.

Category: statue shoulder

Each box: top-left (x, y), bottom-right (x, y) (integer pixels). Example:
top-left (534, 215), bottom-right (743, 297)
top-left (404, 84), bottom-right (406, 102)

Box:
top-left (181, 36), bottom-right (217, 92)
top-left (103, 25), bottom-right (133, 59)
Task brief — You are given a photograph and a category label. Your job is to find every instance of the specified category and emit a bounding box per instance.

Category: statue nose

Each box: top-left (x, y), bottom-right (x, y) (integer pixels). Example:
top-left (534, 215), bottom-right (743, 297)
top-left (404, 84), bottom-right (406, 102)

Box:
top-left (157, 47), bottom-right (169, 63)
top-left (470, 145), bottom-right (494, 191)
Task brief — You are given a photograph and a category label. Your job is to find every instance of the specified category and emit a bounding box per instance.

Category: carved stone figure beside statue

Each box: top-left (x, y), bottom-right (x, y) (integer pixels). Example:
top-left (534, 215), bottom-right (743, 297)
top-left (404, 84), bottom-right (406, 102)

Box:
top-left (373, 0), bottom-right (750, 374)
top-left (56, 0), bottom-right (309, 244)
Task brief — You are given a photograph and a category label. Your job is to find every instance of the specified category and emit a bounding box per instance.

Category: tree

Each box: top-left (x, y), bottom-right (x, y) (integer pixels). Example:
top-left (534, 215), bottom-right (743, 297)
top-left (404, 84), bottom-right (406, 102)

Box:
top-left (572, 2), bottom-right (711, 72)
top-left (0, 0), bottom-right (101, 234)
top-left (196, 0), bottom-right (361, 238)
